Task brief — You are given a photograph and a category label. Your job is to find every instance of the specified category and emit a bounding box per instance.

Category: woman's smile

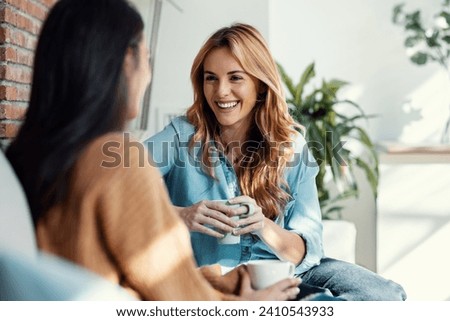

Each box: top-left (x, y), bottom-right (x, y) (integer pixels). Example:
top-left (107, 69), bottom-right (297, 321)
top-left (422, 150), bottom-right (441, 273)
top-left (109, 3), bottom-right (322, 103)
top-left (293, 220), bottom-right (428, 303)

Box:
top-left (216, 100), bottom-right (239, 109)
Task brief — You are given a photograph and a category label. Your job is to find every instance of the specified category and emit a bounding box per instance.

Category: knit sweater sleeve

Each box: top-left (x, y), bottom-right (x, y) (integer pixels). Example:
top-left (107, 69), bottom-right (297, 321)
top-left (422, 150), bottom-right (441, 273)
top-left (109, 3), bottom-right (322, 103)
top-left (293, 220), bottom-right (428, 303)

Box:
top-left (89, 134), bottom-right (221, 300)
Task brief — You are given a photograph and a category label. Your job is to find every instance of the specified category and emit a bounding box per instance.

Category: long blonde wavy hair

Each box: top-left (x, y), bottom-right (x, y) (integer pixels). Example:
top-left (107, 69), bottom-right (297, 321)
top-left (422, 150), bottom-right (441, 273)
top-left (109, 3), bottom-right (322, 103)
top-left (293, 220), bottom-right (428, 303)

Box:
top-left (186, 23), bottom-right (301, 220)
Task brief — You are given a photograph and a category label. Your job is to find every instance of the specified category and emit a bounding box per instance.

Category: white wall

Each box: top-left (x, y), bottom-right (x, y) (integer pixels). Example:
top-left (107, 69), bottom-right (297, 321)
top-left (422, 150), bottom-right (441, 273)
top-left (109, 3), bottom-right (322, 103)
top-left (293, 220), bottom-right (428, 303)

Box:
top-left (269, 0), bottom-right (449, 144)
top-left (146, 0), bottom-right (270, 135)
top-left (378, 161), bottom-right (450, 300)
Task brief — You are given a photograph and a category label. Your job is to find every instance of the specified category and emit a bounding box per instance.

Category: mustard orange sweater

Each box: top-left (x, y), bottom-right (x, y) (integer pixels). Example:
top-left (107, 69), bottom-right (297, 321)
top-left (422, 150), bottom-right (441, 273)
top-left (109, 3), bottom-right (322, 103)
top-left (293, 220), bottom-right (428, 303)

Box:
top-left (36, 133), bottom-right (235, 300)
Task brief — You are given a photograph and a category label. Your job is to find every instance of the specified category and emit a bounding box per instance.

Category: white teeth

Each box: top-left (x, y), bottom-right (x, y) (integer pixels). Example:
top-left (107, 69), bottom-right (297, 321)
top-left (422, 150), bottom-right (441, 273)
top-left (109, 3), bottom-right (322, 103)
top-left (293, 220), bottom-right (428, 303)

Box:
top-left (217, 101), bottom-right (238, 108)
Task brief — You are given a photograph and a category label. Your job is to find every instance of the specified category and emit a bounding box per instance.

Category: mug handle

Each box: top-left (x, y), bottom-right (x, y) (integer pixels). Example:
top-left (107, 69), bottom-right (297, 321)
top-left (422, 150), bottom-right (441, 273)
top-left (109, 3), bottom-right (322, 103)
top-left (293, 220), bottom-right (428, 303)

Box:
top-left (239, 202), bottom-right (255, 217)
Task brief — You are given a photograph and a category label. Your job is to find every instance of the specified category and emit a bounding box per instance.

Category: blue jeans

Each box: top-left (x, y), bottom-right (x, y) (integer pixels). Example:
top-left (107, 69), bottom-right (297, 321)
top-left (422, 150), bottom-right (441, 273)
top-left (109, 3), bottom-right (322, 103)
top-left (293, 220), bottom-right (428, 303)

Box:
top-left (298, 257), bottom-right (407, 301)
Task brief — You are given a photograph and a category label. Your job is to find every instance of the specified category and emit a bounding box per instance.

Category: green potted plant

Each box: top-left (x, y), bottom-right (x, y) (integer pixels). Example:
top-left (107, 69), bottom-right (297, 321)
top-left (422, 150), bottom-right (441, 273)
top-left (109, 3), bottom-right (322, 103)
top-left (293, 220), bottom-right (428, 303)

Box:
top-left (278, 62), bottom-right (379, 264)
top-left (277, 62), bottom-right (379, 220)
top-left (392, 0), bottom-right (450, 143)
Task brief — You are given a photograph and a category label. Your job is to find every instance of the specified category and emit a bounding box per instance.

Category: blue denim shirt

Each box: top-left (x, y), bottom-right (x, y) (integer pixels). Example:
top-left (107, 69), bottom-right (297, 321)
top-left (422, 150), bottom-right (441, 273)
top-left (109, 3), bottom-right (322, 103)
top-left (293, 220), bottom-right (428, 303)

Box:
top-left (145, 116), bottom-right (324, 274)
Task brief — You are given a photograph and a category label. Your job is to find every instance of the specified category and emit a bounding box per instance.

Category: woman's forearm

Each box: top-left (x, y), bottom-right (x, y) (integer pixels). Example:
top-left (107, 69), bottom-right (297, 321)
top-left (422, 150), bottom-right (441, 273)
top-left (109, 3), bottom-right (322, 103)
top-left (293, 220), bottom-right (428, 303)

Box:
top-left (256, 218), bottom-right (306, 265)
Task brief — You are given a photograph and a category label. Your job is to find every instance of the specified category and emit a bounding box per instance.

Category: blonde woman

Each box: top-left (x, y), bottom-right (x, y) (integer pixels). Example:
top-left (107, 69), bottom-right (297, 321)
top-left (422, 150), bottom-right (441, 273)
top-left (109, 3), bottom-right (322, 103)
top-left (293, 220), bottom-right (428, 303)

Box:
top-left (146, 23), bottom-right (406, 300)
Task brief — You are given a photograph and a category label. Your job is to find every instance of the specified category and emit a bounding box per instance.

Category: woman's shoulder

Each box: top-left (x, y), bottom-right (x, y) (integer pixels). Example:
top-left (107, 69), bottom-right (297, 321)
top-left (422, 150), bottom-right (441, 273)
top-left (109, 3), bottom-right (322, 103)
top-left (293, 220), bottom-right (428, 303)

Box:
top-left (168, 115), bottom-right (195, 137)
top-left (84, 132), bottom-right (134, 157)
top-left (78, 132), bottom-right (150, 173)
top-left (148, 115), bottom-right (195, 144)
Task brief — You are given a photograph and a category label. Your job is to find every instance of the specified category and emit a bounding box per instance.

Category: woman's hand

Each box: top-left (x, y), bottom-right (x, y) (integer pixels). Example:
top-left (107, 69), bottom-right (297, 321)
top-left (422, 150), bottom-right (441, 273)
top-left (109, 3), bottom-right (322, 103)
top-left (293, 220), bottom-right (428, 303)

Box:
top-left (175, 201), bottom-right (241, 238)
top-left (175, 195), bottom-right (267, 238)
top-left (201, 264), bottom-right (300, 301)
top-left (230, 196), bottom-right (305, 265)
top-left (238, 271), bottom-right (301, 301)
top-left (228, 195), bottom-right (266, 236)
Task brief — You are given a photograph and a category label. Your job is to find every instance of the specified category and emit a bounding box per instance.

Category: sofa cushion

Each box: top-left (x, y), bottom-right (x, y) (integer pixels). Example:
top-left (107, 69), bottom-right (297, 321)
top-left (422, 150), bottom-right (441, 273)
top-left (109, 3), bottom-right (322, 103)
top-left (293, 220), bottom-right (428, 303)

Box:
top-left (0, 250), bottom-right (135, 300)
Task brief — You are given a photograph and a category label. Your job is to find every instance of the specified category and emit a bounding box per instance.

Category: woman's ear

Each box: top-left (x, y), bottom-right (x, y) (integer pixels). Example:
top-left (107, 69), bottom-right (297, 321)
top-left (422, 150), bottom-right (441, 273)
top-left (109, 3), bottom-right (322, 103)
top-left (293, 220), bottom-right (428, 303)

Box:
top-left (123, 48), bottom-right (135, 78)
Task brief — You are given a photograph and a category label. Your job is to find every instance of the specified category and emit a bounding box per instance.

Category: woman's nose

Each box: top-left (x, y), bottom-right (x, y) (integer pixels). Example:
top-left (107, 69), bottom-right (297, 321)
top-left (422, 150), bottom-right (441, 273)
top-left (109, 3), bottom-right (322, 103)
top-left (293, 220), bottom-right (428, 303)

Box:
top-left (216, 80), bottom-right (231, 97)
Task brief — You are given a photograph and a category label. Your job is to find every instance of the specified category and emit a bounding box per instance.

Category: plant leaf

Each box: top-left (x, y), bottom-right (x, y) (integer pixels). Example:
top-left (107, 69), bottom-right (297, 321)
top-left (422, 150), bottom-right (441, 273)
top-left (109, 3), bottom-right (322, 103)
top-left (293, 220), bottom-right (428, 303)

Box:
top-left (392, 3), bottom-right (405, 24)
top-left (425, 30), bottom-right (440, 47)
top-left (322, 206), bottom-right (344, 220)
top-left (295, 62), bottom-right (316, 105)
top-left (410, 51), bottom-right (428, 64)
top-left (355, 157), bottom-right (379, 198)
top-left (280, 61), bottom-right (379, 216)
top-left (349, 127), bottom-right (380, 173)
top-left (405, 10), bottom-right (423, 32)
top-left (334, 112), bottom-right (377, 123)
top-left (325, 79), bottom-right (349, 95)
top-left (439, 11), bottom-right (450, 26)
top-left (404, 35), bottom-right (422, 47)
top-left (335, 99), bottom-right (366, 115)
top-left (277, 63), bottom-right (296, 98)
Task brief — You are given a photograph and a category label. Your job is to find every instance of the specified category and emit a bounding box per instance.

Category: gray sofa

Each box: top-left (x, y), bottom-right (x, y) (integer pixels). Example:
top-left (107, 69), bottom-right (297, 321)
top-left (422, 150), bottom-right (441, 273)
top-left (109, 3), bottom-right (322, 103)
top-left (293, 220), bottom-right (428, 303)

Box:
top-left (0, 150), bottom-right (133, 300)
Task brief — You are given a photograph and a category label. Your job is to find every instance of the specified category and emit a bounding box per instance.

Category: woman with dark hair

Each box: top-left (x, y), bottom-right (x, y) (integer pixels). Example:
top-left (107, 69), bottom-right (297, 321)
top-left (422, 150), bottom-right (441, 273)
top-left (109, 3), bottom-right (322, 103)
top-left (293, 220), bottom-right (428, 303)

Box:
top-left (146, 23), bottom-right (406, 300)
top-left (6, 0), bottom-right (300, 300)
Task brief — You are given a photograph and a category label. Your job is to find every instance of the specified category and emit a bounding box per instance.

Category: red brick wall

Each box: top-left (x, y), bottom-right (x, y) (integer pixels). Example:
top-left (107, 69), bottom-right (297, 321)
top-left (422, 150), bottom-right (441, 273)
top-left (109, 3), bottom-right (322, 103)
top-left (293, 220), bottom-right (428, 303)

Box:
top-left (0, 0), bottom-right (58, 150)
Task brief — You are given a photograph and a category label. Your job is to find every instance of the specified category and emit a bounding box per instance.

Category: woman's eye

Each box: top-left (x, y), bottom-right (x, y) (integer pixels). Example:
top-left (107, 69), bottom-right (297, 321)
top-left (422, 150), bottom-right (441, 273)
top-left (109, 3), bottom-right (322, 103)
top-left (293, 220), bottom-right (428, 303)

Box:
top-left (230, 75), bottom-right (243, 81)
top-left (204, 75), bottom-right (217, 81)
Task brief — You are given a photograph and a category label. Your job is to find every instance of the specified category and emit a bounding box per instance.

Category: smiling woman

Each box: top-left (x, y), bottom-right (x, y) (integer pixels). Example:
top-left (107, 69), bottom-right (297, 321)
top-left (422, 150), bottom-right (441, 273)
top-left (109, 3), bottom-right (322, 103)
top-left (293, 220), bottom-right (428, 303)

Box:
top-left (145, 22), bottom-right (407, 301)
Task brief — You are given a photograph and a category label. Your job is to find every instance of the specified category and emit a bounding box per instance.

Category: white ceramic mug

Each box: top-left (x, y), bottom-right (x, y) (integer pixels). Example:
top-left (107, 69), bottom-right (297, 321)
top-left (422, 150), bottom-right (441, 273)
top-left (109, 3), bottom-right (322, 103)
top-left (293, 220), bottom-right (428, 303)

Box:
top-left (247, 260), bottom-right (296, 289)
top-left (210, 200), bottom-right (255, 245)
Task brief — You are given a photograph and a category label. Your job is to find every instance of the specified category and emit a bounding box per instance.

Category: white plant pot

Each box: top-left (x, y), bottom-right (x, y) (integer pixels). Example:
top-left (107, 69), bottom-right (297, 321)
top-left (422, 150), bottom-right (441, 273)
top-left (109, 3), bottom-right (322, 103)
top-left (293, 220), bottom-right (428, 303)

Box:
top-left (322, 220), bottom-right (357, 263)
